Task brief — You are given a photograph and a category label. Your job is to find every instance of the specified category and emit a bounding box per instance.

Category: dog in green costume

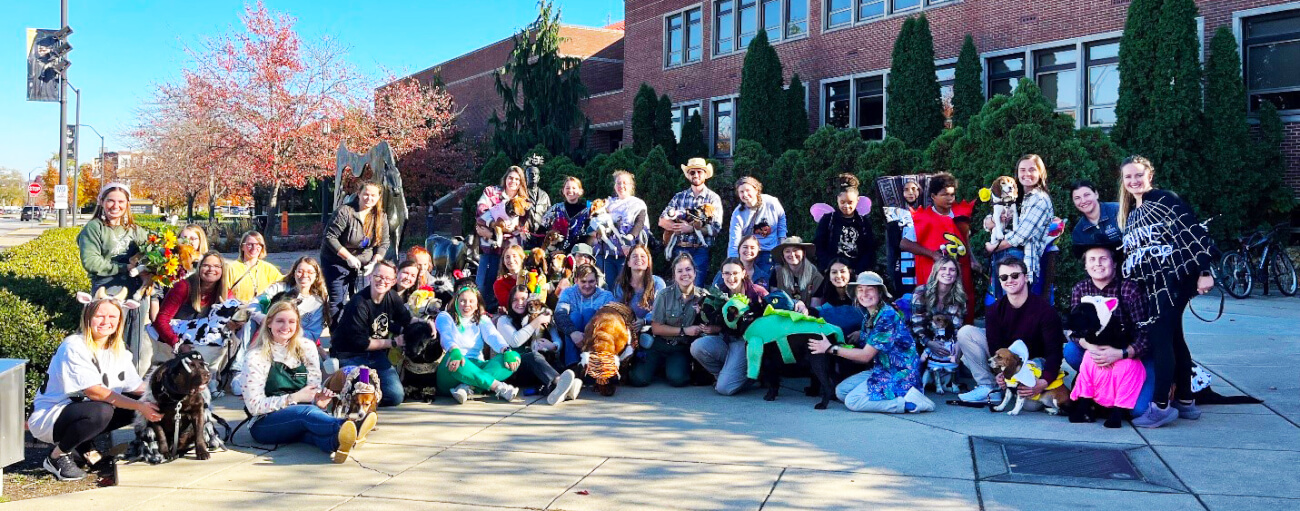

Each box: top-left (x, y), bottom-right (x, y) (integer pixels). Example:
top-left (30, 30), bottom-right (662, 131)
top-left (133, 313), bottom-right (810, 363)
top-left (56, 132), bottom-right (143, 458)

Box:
top-left (720, 295), bottom-right (846, 401)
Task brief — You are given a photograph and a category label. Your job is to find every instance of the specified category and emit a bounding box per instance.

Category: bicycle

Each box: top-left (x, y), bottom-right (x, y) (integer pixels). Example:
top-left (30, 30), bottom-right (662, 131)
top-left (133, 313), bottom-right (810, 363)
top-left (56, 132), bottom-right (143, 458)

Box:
top-left (1218, 223), bottom-right (1297, 298)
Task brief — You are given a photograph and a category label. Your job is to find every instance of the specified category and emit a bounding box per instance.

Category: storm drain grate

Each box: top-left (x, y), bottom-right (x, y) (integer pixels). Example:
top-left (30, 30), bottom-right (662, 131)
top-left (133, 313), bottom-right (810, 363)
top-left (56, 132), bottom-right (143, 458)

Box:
top-left (1003, 443), bottom-right (1140, 480)
top-left (971, 437), bottom-right (1187, 493)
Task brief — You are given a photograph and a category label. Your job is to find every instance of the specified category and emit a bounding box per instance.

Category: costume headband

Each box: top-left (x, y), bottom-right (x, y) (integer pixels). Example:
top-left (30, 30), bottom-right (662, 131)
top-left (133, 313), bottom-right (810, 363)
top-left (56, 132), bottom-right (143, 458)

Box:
top-left (98, 182), bottom-right (131, 202)
top-left (76, 287), bottom-right (141, 310)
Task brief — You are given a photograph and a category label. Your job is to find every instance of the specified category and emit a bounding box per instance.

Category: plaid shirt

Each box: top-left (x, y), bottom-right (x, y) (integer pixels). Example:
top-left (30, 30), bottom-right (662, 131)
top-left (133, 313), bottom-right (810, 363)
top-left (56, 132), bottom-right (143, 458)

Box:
top-left (1005, 189), bottom-right (1054, 282)
top-left (1070, 278), bottom-right (1149, 358)
top-left (660, 186), bottom-right (723, 247)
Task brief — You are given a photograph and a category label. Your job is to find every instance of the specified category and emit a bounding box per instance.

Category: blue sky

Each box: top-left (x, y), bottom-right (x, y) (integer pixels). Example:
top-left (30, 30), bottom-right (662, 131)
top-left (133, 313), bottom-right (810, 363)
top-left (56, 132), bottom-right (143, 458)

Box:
top-left (2, 0), bottom-right (624, 177)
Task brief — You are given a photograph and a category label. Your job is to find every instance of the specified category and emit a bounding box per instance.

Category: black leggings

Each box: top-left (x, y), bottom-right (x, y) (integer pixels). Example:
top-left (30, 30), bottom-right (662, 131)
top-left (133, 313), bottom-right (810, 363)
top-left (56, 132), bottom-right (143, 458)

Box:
top-left (1148, 280), bottom-right (1197, 406)
top-left (52, 396), bottom-right (139, 454)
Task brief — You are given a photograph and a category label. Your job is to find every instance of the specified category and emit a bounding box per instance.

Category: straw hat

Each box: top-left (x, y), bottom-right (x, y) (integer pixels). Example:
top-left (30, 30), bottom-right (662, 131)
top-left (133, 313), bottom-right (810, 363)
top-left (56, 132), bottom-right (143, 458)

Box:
top-left (680, 158), bottom-right (714, 180)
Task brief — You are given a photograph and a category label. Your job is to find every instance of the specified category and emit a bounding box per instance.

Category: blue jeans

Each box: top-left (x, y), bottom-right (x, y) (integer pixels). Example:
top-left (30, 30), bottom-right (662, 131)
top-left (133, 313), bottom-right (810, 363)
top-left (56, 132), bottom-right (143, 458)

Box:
top-left (673, 246), bottom-right (710, 287)
top-left (754, 250), bottom-right (772, 288)
top-left (250, 405), bottom-right (346, 454)
top-left (1064, 342), bottom-right (1155, 416)
top-left (598, 254), bottom-right (626, 290)
top-left (477, 252), bottom-right (502, 311)
top-left (321, 255), bottom-right (361, 323)
top-left (337, 351), bottom-right (404, 406)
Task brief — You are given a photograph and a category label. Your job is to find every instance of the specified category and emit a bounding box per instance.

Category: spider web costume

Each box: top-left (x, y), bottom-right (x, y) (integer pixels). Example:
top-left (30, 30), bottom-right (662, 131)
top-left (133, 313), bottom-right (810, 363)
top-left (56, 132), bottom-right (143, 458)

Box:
top-left (1119, 190), bottom-right (1218, 326)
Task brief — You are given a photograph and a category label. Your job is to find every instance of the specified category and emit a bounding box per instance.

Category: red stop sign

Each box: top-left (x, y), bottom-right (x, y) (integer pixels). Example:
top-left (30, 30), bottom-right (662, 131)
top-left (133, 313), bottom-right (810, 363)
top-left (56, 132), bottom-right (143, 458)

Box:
top-left (28, 183), bottom-right (42, 195)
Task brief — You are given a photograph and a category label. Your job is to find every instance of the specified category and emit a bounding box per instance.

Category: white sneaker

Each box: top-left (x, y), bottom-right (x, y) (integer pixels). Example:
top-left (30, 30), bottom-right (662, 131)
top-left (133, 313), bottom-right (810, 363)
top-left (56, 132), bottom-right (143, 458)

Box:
top-left (566, 377), bottom-right (583, 401)
top-left (495, 383), bottom-right (519, 402)
top-left (903, 387), bottom-right (935, 413)
top-left (548, 370), bottom-right (576, 405)
top-left (958, 385), bottom-right (995, 403)
top-left (450, 384), bottom-right (471, 404)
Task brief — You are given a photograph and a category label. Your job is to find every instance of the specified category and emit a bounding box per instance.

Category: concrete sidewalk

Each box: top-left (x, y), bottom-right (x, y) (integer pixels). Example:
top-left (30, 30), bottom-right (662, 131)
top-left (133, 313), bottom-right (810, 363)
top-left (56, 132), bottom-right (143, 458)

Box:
top-left (8, 293), bottom-right (1299, 510)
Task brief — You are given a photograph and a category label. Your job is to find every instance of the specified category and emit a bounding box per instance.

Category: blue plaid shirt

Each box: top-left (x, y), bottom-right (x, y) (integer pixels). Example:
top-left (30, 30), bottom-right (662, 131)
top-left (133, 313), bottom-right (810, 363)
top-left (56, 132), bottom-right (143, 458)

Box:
top-left (660, 186), bottom-right (724, 247)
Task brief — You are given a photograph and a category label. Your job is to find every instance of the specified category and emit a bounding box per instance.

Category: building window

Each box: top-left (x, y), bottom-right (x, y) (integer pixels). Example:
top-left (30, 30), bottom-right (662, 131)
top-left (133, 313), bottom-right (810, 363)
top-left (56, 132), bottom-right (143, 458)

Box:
top-left (891, 0), bottom-right (921, 13)
top-left (713, 98), bottom-right (736, 156)
top-left (858, 0), bottom-right (885, 21)
top-left (936, 64), bottom-right (955, 127)
top-left (1035, 46), bottom-right (1079, 118)
top-left (1244, 10), bottom-right (1300, 111)
top-left (827, 0), bottom-right (852, 28)
top-left (823, 74), bottom-right (887, 140)
top-left (717, 0), bottom-right (808, 55)
top-left (987, 54), bottom-right (1025, 98)
top-left (826, 0), bottom-right (949, 29)
top-left (665, 7), bottom-right (703, 67)
top-left (671, 103), bottom-right (703, 142)
top-left (1086, 40), bottom-right (1120, 126)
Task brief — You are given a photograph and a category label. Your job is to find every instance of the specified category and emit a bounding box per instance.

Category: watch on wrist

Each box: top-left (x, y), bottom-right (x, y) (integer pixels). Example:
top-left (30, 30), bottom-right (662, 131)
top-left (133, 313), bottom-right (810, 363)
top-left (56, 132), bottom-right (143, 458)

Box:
top-left (830, 346), bottom-right (840, 356)
top-left (679, 326), bottom-right (686, 337)
top-left (1200, 270), bottom-right (1212, 277)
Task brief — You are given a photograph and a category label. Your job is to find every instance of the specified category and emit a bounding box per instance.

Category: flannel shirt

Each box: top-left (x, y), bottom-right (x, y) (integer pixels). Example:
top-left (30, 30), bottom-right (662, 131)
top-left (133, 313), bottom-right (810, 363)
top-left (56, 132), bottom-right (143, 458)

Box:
top-left (1070, 278), bottom-right (1149, 358)
top-left (660, 186), bottom-right (723, 248)
top-left (1005, 189), bottom-right (1054, 282)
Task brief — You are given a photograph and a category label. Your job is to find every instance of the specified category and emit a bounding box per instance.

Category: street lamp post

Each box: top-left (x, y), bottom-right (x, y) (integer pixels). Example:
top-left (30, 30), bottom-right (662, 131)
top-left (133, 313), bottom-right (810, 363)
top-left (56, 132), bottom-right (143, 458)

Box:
top-left (79, 121), bottom-right (106, 207)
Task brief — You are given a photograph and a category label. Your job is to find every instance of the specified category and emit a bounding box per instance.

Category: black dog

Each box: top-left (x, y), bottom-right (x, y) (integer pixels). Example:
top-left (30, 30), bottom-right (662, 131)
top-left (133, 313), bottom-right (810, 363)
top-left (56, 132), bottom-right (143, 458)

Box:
top-left (131, 350), bottom-right (223, 464)
top-left (401, 322), bottom-right (443, 402)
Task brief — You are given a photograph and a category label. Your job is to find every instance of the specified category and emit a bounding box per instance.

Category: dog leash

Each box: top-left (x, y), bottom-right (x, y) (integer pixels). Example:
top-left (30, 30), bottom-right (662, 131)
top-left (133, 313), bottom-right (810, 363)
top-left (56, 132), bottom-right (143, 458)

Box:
top-left (1189, 270), bottom-right (1226, 323)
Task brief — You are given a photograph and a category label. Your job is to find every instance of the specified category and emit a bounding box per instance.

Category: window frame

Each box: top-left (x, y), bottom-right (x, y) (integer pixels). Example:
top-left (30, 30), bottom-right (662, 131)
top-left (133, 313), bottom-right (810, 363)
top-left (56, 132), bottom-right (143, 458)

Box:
top-left (819, 69), bottom-right (890, 140)
top-left (979, 29), bottom-right (1127, 129)
top-left (823, 0), bottom-right (960, 33)
top-left (1084, 39), bottom-right (1120, 127)
top-left (672, 101), bottom-right (705, 143)
top-left (711, 95), bottom-right (740, 157)
top-left (935, 60), bottom-right (957, 128)
top-left (664, 4), bottom-right (704, 69)
top-left (1033, 45), bottom-right (1081, 117)
top-left (715, 0), bottom-right (810, 58)
top-left (1236, 5), bottom-right (1300, 116)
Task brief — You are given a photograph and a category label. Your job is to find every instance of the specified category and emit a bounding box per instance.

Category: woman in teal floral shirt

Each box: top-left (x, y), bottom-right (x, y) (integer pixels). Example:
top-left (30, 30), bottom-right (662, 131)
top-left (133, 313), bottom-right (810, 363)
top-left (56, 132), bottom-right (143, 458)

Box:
top-left (809, 271), bottom-right (934, 413)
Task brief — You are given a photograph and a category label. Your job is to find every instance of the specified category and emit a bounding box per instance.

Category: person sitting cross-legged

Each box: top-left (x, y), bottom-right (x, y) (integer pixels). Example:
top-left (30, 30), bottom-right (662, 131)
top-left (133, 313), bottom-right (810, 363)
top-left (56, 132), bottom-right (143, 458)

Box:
top-left (328, 260), bottom-right (410, 407)
top-left (434, 283), bottom-right (522, 404)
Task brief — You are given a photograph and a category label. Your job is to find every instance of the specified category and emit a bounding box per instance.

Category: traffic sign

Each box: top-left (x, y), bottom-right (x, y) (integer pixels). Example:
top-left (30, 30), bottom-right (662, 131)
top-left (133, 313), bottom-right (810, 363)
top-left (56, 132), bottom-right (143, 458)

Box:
top-left (28, 182), bottom-right (42, 196)
top-left (54, 185), bottom-right (68, 210)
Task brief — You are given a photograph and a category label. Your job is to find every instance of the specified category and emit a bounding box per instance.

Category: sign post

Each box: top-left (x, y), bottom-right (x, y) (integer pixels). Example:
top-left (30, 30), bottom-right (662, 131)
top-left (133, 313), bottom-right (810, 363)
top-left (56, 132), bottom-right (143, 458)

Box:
top-left (28, 183), bottom-right (42, 196)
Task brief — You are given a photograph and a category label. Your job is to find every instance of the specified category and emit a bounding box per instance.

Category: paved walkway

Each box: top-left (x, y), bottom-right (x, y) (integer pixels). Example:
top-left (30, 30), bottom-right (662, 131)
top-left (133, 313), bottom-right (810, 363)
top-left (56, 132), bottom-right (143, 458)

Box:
top-left (8, 292), bottom-right (1299, 510)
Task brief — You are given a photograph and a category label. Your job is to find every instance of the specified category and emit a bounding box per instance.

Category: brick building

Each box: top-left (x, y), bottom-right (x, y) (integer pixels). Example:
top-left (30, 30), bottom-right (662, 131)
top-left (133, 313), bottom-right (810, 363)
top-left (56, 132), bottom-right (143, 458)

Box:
top-left (409, 1), bottom-right (1300, 189)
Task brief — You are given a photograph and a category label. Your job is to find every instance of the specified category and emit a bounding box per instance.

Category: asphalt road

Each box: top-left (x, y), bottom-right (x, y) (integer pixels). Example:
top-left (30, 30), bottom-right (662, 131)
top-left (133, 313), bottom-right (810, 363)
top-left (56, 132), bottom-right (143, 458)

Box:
top-left (0, 214), bottom-right (65, 250)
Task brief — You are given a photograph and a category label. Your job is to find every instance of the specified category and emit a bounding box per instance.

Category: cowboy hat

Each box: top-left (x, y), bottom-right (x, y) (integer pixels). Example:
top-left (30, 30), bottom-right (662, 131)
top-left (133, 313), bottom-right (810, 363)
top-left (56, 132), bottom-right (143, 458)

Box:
top-left (773, 236), bottom-right (816, 261)
top-left (846, 271), bottom-right (893, 300)
top-left (680, 158), bottom-right (714, 180)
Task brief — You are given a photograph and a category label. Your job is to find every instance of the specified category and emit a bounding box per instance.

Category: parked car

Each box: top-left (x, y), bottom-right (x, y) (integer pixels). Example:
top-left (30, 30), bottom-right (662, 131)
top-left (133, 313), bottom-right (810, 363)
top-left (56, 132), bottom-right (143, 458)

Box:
top-left (21, 206), bottom-right (44, 221)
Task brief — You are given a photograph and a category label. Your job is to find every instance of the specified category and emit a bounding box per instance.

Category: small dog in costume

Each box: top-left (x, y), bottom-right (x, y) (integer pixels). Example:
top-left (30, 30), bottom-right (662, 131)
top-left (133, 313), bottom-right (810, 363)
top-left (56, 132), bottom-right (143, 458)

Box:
top-left (989, 340), bottom-right (1071, 415)
top-left (661, 203), bottom-right (718, 260)
top-left (1066, 296), bottom-right (1145, 428)
top-left (920, 314), bottom-right (961, 395)
top-left (325, 366), bottom-right (382, 421)
top-left (400, 322), bottom-right (443, 403)
top-left (979, 176), bottom-right (1019, 253)
top-left (480, 195), bottom-right (533, 248)
top-left (722, 294), bottom-right (846, 403)
top-left (580, 302), bottom-right (636, 396)
top-left (131, 351), bottom-right (225, 464)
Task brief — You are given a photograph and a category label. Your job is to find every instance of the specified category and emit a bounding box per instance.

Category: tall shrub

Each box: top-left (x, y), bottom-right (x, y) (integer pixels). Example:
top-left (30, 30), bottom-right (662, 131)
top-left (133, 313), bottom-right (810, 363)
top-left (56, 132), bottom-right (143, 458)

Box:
top-left (632, 83), bottom-right (659, 156)
top-left (952, 35), bottom-right (984, 128)
top-left (1254, 101), bottom-right (1296, 224)
top-left (677, 111), bottom-right (708, 164)
top-left (1147, 0), bottom-right (1204, 204)
top-left (1202, 27), bottom-right (1254, 238)
top-left (736, 30), bottom-right (786, 155)
top-left (655, 94), bottom-right (680, 164)
top-left (784, 74), bottom-right (811, 151)
top-left (1112, 0), bottom-right (1164, 154)
top-left (886, 15), bottom-right (945, 149)
top-left (732, 139), bottom-right (774, 179)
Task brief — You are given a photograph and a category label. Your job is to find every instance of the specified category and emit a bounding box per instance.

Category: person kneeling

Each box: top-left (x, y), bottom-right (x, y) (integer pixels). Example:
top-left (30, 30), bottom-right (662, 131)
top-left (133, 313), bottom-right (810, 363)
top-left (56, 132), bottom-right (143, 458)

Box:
top-left (329, 261), bottom-right (410, 407)
top-left (434, 283), bottom-right (522, 403)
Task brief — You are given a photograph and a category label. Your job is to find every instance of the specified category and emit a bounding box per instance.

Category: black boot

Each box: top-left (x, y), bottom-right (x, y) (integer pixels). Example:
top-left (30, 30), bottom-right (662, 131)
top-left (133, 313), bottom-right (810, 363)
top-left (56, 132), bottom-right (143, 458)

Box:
top-left (1069, 398), bottom-right (1096, 423)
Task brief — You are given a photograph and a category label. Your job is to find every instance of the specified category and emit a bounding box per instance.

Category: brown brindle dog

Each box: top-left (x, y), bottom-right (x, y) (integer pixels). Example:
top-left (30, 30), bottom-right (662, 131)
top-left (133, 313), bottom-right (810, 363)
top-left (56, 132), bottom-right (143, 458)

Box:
top-left (581, 302), bottom-right (637, 397)
top-left (134, 350), bottom-right (215, 464)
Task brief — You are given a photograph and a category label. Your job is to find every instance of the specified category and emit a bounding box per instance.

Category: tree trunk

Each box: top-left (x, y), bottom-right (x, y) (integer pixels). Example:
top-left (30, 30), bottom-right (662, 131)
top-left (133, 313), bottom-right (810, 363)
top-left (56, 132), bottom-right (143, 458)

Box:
top-left (186, 193), bottom-right (196, 224)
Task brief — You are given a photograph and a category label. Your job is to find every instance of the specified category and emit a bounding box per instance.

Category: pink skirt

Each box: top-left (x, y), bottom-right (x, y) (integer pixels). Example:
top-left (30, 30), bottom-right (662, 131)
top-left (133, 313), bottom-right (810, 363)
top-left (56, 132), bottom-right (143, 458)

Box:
top-left (1070, 356), bottom-right (1146, 409)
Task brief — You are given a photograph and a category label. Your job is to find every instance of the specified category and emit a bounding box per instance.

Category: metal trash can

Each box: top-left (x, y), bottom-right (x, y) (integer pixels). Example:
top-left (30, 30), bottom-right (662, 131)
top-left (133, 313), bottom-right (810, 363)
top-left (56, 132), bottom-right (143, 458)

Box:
top-left (1, 359), bottom-right (27, 497)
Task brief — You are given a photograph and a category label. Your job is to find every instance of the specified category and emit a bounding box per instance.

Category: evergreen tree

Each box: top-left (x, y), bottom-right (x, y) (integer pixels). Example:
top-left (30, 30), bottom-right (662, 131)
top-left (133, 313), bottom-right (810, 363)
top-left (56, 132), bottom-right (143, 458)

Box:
top-left (677, 111), bottom-right (708, 164)
top-left (784, 74), bottom-right (810, 152)
top-left (1148, 0), bottom-right (1204, 204)
top-left (477, 151), bottom-right (513, 185)
top-left (736, 30), bottom-right (786, 154)
top-left (952, 35), bottom-right (984, 128)
top-left (635, 146), bottom-right (682, 266)
top-left (886, 15), bottom-right (945, 149)
top-left (1254, 101), bottom-right (1296, 223)
top-left (1112, 0), bottom-right (1164, 153)
top-left (632, 83), bottom-right (658, 156)
top-left (655, 94), bottom-right (679, 164)
top-left (732, 139), bottom-right (774, 180)
top-left (1202, 27), bottom-right (1253, 238)
top-left (489, 1), bottom-right (590, 161)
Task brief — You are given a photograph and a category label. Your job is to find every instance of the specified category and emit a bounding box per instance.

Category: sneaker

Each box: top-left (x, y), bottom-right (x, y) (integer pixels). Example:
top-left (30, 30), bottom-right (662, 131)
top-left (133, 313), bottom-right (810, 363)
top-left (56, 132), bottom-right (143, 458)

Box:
top-left (548, 370), bottom-right (576, 405)
top-left (43, 454), bottom-right (86, 481)
top-left (495, 383), bottom-right (519, 402)
top-left (332, 420), bottom-right (359, 463)
top-left (450, 384), bottom-right (471, 404)
top-left (903, 387), bottom-right (936, 413)
top-left (355, 412), bottom-right (378, 445)
top-left (1132, 402), bottom-right (1179, 428)
top-left (1172, 400), bottom-right (1202, 420)
top-left (958, 385), bottom-right (995, 403)
top-left (566, 377), bottom-right (583, 401)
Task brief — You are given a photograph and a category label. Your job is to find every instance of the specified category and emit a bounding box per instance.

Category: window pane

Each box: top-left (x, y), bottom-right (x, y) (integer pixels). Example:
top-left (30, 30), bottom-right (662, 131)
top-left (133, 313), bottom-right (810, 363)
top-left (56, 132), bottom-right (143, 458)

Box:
top-left (1036, 47), bottom-right (1077, 68)
top-left (825, 80), bottom-right (851, 129)
top-left (687, 104), bottom-right (701, 119)
top-left (990, 55), bottom-right (1024, 75)
top-left (1251, 91), bottom-right (1300, 111)
top-left (715, 100), bottom-right (734, 156)
top-left (1089, 107), bottom-right (1116, 126)
top-left (672, 108), bottom-right (684, 141)
top-left (787, 0), bottom-right (808, 37)
top-left (990, 78), bottom-right (1018, 98)
top-left (739, 0), bottom-right (757, 48)
top-left (1088, 41), bottom-right (1119, 61)
top-left (827, 0), bottom-right (851, 27)
top-left (859, 0), bottom-right (884, 20)
top-left (935, 66), bottom-right (956, 83)
top-left (857, 94), bottom-right (884, 128)
top-left (892, 0), bottom-right (921, 12)
top-left (1088, 63), bottom-right (1120, 107)
top-left (860, 127), bottom-right (885, 141)
top-left (940, 83), bottom-right (954, 125)
top-left (1038, 69), bottom-right (1078, 110)
top-left (855, 76), bottom-right (884, 96)
top-left (763, 0), bottom-right (781, 41)
top-left (1247, 40), bottom-right (1300, 91)
top-left (1246, 13), bottom-right (1300, 40)
top-left (688, 9), bottom-right (702, 61)
top-left (717, 2), bottom-right (735, 54)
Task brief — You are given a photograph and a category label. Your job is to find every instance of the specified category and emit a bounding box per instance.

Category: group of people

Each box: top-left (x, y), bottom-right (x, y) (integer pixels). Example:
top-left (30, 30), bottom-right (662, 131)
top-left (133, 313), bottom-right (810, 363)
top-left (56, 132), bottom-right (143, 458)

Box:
top-left (29, 150), bottom-right (1218, 481)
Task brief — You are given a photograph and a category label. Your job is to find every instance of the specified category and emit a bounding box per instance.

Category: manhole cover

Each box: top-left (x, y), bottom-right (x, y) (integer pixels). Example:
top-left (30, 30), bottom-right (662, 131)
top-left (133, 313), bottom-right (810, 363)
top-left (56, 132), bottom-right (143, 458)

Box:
top-left (1003, 444), bottom-right (1140, 480)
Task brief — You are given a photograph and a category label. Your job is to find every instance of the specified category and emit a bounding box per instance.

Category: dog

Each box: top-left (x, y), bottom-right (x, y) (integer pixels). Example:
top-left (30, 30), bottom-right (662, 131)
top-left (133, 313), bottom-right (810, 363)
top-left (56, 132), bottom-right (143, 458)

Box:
top-left (400, 322), bottom-right (443, 403)
top-left (718, 294), bottom-right (844, 405)
top-left (989, 340), bottom-right (1071, 415)
top-left (481, 195), bottom-right (533, 248)
top-left (661, 203), bottom-right (717, 260)
top-left (325, 365), bottom-right (382, 420)
top-left (587, 198), bottom-right (626, 253)
top-left (920, 315), bottom-right (961, 395)
top-left (131, 351), bottom-right (223, 464)
top-left (580, 302), bottom-right (636, 396)
top-left (982, 176), bottom-right (1018, 252)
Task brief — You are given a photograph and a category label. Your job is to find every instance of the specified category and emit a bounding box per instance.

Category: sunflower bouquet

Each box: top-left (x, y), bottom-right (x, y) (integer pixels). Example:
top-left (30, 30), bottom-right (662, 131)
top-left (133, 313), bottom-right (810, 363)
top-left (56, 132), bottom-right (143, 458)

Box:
top-left (129, 228), bottom-right (195, 289)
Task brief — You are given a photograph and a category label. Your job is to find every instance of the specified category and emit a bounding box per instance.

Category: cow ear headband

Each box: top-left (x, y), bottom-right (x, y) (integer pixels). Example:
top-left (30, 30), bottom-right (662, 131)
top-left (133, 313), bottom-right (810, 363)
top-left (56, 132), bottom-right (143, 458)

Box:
top-left (77, 288), bottom-right (141, 310)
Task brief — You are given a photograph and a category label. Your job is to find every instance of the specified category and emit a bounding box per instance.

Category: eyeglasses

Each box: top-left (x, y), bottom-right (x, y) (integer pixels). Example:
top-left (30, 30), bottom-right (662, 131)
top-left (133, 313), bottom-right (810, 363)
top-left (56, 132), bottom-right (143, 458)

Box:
top-left (372, 275), bottom-right (396, 283)
top-left (998, 272), bottom-right (1024, 282)
top-left (200, 264), bottom-right (223, 270)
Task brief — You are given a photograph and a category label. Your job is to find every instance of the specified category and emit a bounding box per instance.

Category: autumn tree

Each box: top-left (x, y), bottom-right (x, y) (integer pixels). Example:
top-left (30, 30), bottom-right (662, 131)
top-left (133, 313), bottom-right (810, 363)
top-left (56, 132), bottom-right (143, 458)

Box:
top-left (76, 163), bottom-right (99, 210)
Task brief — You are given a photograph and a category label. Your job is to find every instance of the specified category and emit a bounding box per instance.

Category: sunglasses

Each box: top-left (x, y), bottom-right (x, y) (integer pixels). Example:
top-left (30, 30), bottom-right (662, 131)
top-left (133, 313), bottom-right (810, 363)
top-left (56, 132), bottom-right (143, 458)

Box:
top-left (998, 272), bottom-right (1024, 282)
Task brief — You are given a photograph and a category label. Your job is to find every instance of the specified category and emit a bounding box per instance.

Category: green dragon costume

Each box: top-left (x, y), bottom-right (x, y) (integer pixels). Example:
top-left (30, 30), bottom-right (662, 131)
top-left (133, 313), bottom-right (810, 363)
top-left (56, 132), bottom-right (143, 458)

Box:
top-left (721, 295), bottom-right (846, 379)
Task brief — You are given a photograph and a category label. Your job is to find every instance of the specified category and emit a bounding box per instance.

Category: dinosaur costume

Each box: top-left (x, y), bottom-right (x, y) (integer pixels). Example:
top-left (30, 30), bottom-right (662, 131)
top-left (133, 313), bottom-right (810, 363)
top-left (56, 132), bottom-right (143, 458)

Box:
top-left (721, 295), bottom-right (845, 380)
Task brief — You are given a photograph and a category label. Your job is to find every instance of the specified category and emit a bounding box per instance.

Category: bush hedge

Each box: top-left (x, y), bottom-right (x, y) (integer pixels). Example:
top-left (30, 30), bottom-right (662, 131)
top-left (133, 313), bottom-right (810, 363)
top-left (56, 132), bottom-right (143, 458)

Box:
top-left (0, 288), bottom-right (68, 410)
top-left (0, 228), bottom-right (91, 332)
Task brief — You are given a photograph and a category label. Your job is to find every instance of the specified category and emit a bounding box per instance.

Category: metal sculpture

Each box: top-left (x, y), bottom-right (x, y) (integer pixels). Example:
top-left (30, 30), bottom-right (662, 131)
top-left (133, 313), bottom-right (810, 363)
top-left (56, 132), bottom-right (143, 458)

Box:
top-left (334, 141), bottom-right (408, 260)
